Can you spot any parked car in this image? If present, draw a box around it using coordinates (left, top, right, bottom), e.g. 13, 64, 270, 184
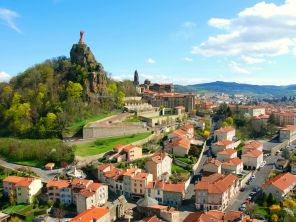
247, 196, 252, 201
252, 186, 261, 192
240, 187, 246, 192
251, 175, 255, 179
254, 214, 265, 220
239, 206, 246, 212
250, 192, 256, 196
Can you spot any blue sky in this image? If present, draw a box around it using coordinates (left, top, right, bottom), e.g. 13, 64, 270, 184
0, 0, 296, 85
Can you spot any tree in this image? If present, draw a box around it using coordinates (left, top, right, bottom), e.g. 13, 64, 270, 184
9, 216, 22, 222
271, 214, 278, 222
262, 192, 267, 207
283, 199, 296, 209
225, 117, 234, 125
8, 190, 17, 205
267, 193, 276, 206
270, 204, 281, 213
66, 81, 83, 99
203, 130, 210, 139
245, 202, 257, 218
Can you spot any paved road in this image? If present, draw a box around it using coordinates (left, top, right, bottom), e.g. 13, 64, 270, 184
226, 155, 278, 211
0, 158, 63, 182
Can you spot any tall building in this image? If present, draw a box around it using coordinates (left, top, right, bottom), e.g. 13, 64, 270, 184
134, 70, 139, 86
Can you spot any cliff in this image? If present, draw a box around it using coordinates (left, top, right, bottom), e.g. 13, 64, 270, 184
70, 36, 108, 96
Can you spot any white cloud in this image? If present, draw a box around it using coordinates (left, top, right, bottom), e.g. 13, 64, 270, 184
229, 61, 250, 75
241, 55, 266, 64
0, 71, 11, 82
147, 58, 156, 64
208, 18, 231, 29
184, 57, 193, 62
0, 8, 21, 33
192, 0, 296, 64
182, 21, 197, 28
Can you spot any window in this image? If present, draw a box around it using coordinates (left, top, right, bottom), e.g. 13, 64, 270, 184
140, 189, 142, 193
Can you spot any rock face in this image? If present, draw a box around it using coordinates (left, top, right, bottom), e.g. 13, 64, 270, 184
70, 40, 107, 96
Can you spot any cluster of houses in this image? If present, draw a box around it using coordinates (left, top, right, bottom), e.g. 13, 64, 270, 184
3, 176, 108, 214
97, 151, 186, 208
164, 124, 194, 157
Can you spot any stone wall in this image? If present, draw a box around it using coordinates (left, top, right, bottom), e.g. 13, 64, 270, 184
83, 126, 150, 139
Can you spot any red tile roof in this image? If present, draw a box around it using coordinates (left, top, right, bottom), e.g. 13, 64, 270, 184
243, 141, 262, 150
71, 178, 93, 187
15, 177, 36, 187
213, 140, 233, 146
47, 179, 70, 189
3, 176, 24, 184
195, 173, 238, 194
174, 138, 190, 150
215, 127, 235, 133
242, 150, 262, 158
206, 158, 222, 167
147, 180, 185, 193
149, 152, 170, 164
263, 172, 296, 191
222, 157, 243, 166
96, 164, 115, 171
69, 207, 109, 222
218, 149, 237, 155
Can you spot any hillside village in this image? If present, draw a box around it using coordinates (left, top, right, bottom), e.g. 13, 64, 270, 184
0, 33, 296, 222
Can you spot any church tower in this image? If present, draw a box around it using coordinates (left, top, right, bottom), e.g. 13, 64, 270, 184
133, 70, 139, 86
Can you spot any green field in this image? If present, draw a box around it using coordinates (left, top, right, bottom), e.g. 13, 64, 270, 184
75, 132, 151, 156
3, 204, 31, 214
254, 206, 269, 217
63, 112, 118, 137
123, 115, 142, 123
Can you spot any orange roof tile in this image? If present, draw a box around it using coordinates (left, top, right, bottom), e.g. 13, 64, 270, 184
215, 127, 235, 133
213, 140, 233, 146
222, 157, 243, 166
242, 150, 262, 158
174, 138, 190, 150
206, 158, 222, 167
45, 163, 55, 168
195, 173, 238, 194
183, 212, 203, 222
71, 178, 93, 187
15, 177, 36, 187
149, 152, 170, 164
132, 172, 151, 181
69, 207, 109, 222
3, 176, 24, 184
96, 164, 115, 171
218, 149, 237, 155
243, 141, 262, 150
47, 179, 70, 189
263, 172, 296, 191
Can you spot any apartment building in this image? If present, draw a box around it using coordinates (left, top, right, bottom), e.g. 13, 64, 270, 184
242, 140, 263, 153
262, 173, 296, 201
273, 112, 296, 126
47, 179, 72, 205
145, 152, 172, 180
131, 172, 153, 199
229, 105, 266, 117
3, 176, 42, 204
241, 150, 263, 170
203, 158, 222, 174
217, 149, 237, 162
221, 158, 243, 175
195, 173, 239, 211
146, 181, 185, 207
142, 91, 195, 112
279, 125, 296, 142
76, 183, 108, 213
213, 127, 236, 141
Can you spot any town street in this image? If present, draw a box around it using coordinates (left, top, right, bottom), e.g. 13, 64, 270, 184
226, 154, 278, 211
0, 158, 63, 182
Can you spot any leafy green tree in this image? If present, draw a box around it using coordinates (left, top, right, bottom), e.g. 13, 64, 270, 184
267, 193, 276, 206
225, 116, 234, 125
66, 81, 83, 99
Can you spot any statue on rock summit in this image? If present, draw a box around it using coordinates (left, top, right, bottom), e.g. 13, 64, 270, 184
70, 31, 108, 96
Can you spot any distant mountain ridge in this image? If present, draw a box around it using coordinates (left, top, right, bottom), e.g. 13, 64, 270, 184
174, 81, 296, 96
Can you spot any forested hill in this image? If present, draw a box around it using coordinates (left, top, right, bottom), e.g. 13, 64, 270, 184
175, 81, 296, 96
0, 40, 137, 138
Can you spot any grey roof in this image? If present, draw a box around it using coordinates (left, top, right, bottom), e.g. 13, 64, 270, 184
136, 195, 158, 207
